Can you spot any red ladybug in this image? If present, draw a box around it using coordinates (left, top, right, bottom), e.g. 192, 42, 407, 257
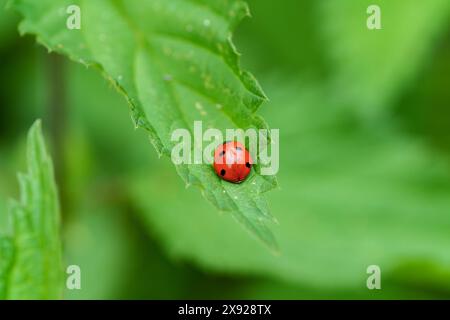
213, 141, 252, 183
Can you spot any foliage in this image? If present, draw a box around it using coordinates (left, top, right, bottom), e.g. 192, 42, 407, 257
0, 121, 62, 299
0, 0, 449, 299
12, 0, 278, 249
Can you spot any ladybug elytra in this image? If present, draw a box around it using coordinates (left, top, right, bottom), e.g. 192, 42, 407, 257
213, 141, 252, 183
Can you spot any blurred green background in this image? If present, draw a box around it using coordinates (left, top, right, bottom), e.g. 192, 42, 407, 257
1, 0, 450, 299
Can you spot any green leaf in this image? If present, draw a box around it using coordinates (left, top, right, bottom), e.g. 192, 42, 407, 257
12, 0, 278, 249
319, 0, 450, 117
0, 237, 14, 299
0, 120, 63, 300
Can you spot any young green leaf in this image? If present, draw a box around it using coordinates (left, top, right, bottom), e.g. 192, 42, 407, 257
0, 120, 63, 299
12, 0, 278, 249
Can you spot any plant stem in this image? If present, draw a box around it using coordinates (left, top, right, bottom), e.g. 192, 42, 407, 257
47, 53, 68, 218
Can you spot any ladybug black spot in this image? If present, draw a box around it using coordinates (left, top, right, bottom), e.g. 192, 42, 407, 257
219, 150, 225, 156
220, 169, 226, 176
245, 162, 251, 168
